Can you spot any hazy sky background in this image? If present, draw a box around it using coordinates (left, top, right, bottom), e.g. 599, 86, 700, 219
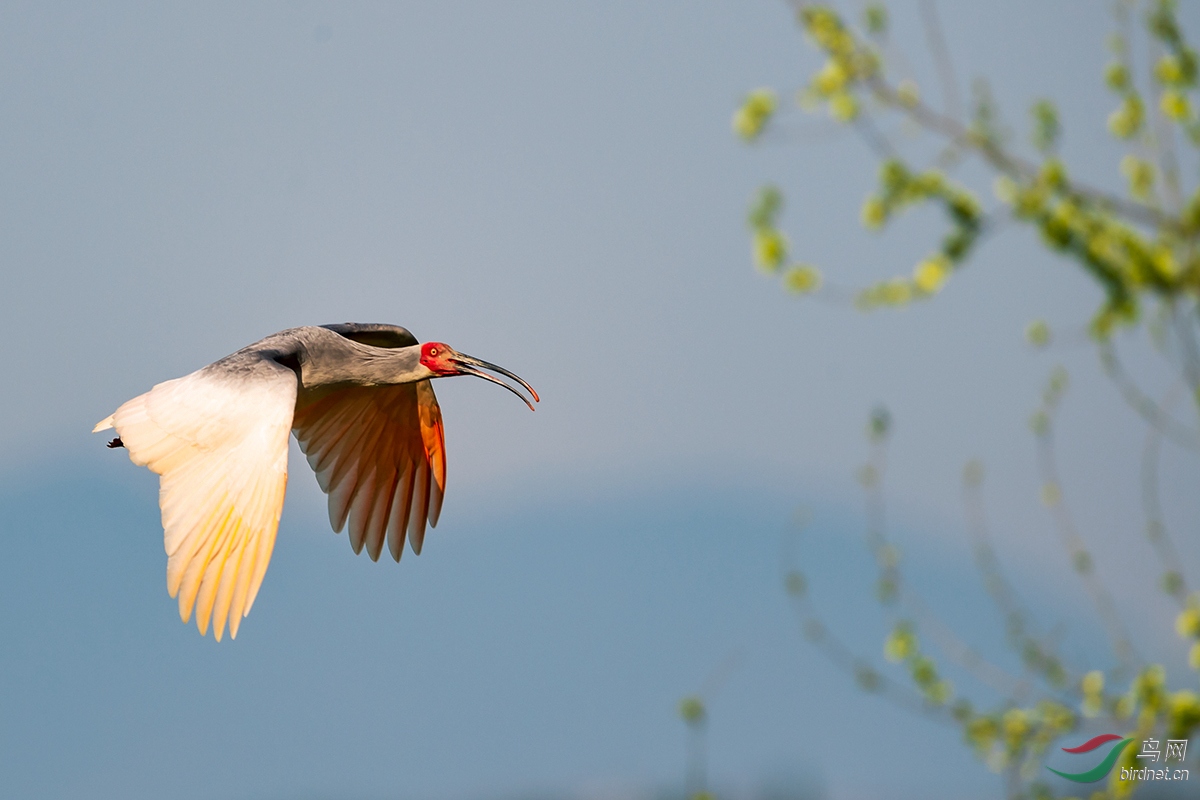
2, 2, 1199, 799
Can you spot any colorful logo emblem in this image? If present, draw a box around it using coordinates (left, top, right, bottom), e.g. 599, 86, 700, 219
1048, 734, 1134, 783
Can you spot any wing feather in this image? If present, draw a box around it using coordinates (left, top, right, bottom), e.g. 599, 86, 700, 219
362, 458, 397, 562
99, 359, 296, 640
416, 380, 446, 527
317, 395, 376, 488
293, 380, 446, 563
408, 459, 430, 555
387, 463, 416, 561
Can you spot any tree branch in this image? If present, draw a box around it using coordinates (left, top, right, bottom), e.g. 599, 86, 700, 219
864, 77, 1186, 234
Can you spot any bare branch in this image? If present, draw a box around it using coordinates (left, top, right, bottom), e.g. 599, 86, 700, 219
905, 594, 1041, 702
919, 0, 962, 122
1150, 76, 1185, 213
1035, 415, 1140, 674
1173, 301, 1200, 402
1141, 383, 1194, 604
860, 432, 1056, 703
853, 112, 901, 160
1098, 339, 1200, 451
962, 473, 1085, 694
864, 76, 1186, 234
780, 526, 960, 723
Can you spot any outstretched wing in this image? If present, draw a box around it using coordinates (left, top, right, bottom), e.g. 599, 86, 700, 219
93, 358, 297, 640
292, 380, 446, 563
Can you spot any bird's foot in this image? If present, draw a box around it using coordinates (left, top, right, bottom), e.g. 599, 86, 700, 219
106, 437, 124, 449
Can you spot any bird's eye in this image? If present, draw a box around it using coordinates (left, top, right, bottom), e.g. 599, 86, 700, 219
430, 348, 438, 356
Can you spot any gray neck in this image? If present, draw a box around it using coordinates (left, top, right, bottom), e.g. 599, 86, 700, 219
302, 341, 426, 388
253, 326, 430, 389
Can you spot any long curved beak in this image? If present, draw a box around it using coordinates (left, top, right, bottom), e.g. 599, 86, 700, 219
450, 352, 540, 411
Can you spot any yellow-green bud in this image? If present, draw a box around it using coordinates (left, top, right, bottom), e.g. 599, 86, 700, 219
1026, 320, 1051, 348
1156, 55, 1184, 84
1161, 89, 1190, 121
861, 195, 887, 229
913, 255, 950, 294
783, 264, 822, 294
1105, 62, 1129, 91
1002, 708, 1029, 740
1120, 155, 1155, 199
733, 88, 777, 141
1176, 606, 1200, 638
752, 228, 788, 272
925, 680, 952, 706
864, 5, 887, 35
1108, 94, 1144, 138
813, 60, 849, 95
1151, 246, 1178, 279
784, 571, 806, 596
829, 90, 859, 122
883, 278, 913, 305
1038, 159, 1066, 190
993, 176, 1018, 204
678, 695, 705, 724
884, 623, 917, 663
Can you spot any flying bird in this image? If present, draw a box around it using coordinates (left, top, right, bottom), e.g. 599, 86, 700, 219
94, 323, 538, 641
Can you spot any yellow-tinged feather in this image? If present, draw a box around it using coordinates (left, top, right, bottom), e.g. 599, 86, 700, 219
178, 502, 237, 625
97, 362, 296, 640
243, 478, 283, 616
223, 472, 277, 638
167, 492, 231, 599
211, 516, 252, 641
229, 524, 261, 639
196, 516, 241, 637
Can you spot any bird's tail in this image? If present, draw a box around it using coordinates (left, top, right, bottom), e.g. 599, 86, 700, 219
92, 415, 115, 433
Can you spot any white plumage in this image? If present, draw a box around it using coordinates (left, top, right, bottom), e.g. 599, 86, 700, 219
95, 323, 537, 641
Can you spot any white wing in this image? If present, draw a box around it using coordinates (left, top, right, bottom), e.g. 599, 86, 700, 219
94, 359, 297, 640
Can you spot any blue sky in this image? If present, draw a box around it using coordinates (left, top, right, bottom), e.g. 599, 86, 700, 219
2, 2, 1198, 798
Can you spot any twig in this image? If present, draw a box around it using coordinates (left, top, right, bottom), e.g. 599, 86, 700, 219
1098, 339, 1200, 451
780, 568, 960, 723
919, 0, 962, 123
1035, 414, 1141, 674
853, 111, 901, 160
1150, 54, 1185, 213
864, 76, 1185, 234
962, 474, 1084, 695
905, 594, 1040, 702
861, 432, 1052, 703
1173, 301, 1200, 402
1141, 382, 1193, 605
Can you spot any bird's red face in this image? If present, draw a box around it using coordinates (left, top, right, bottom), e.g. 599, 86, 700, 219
417, 341, 540, 410
420, 342, 458, 376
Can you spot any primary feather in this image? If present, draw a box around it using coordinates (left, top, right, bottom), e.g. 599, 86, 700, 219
95, 324, 462, 641
96, 359, 295, 640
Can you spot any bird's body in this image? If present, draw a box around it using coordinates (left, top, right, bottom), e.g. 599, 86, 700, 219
95, 323, 537, 641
